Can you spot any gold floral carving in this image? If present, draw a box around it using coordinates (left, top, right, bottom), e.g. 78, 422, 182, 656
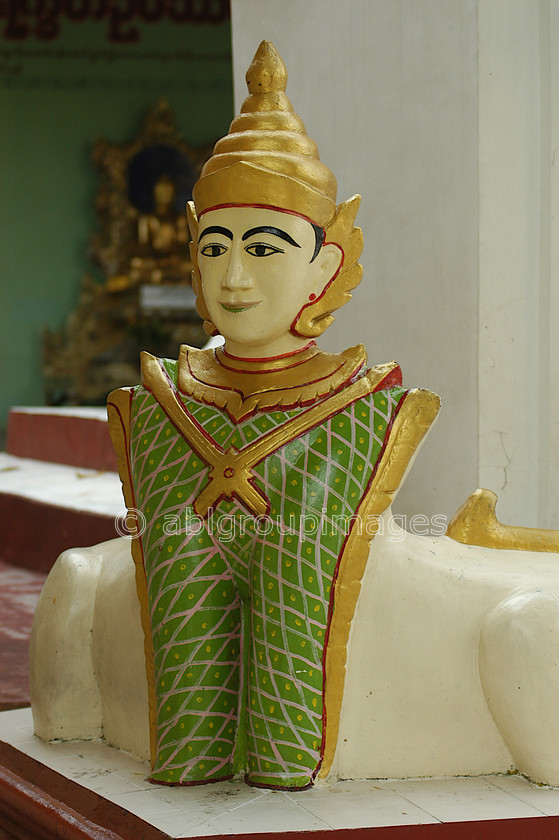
43, 100, 211, 406
447, 488, 559, 553
318, 387, 441, 779
91, 99, 211, 286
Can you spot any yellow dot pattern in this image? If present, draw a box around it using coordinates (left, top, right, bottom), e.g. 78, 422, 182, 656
127, 358, 405, 787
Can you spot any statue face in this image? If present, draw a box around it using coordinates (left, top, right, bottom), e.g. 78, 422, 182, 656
154, 177, 175, 208
197, 206, 341, 355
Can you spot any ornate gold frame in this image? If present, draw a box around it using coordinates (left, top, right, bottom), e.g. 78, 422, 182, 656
43, 100, 212, 406
90, 98, 212, 284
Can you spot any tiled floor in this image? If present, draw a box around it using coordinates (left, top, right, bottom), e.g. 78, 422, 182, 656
1, 707, 559, 837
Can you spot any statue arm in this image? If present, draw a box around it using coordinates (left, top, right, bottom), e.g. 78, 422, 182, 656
319, 386, 441, 779
369, 386, 441, 512
107, 385, 157, 765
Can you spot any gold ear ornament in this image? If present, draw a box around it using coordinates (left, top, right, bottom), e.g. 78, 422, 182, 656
292, 195, 363, 338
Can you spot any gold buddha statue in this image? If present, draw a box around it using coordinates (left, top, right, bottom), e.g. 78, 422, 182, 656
107, 173, 191, 292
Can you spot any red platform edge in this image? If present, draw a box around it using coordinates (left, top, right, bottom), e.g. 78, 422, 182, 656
0, 740, 166, 840
0, 494, 118, 574
6, 410, 117, 472
0, 741, 558, 840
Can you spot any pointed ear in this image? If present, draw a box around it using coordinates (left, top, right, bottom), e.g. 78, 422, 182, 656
185, 201, 217, 336
186, 201, 198, 240
313, 242, 343, 291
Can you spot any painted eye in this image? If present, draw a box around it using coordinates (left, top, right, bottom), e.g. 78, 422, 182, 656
200, 243, 227, 257
245, 242, 284, 257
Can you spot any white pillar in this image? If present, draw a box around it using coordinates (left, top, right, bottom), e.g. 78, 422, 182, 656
547, 2, 559, 530
230, 0, 557, 528
477, 0, 559, 529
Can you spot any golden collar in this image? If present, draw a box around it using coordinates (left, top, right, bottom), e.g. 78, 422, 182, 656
176, 342, 368, 422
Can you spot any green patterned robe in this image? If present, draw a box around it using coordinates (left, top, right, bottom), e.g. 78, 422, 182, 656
125, 355, 407, 789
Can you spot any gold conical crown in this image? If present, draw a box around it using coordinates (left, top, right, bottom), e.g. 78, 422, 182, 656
192, 41, 337, 225
188, 42, 363, 339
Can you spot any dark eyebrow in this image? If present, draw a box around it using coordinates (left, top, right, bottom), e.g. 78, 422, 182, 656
241, 226, 301, 248
198, 225, 233, 242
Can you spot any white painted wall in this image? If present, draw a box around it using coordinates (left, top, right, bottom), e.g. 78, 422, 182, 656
547, 3, 559, 530
230, 0, 558, 529
478, 0, 558, 529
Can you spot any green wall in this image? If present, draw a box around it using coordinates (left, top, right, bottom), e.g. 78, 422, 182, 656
0, 15, 233, 435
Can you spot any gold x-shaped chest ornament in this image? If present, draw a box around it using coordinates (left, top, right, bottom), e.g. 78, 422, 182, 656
142, 353, 380, 519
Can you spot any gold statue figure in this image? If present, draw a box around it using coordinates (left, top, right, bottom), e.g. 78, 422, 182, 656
30, 42, 559, 794
108, 174, 191, 292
